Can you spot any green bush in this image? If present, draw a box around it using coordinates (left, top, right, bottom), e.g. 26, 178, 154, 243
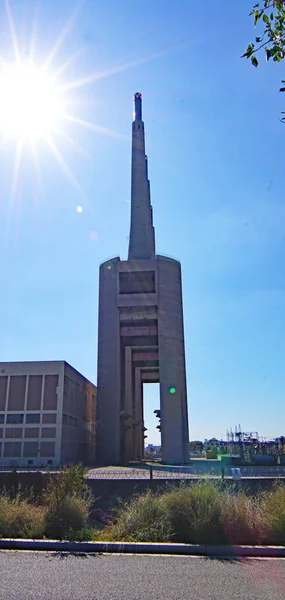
102, 482, 274, 545
43, 463, 92, 539
44, 494, 91, 539
161, 482, 225, 544
260, 483, 285, 545
101, 490, 172, 542
0, 494, 45, 539
220, 491, 268, 545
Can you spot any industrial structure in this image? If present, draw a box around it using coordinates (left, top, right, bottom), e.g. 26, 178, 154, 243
0, 361, 96, 467
96, 93, 189, 465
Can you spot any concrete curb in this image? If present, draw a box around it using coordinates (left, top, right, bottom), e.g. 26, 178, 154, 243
1, 539, 285, 557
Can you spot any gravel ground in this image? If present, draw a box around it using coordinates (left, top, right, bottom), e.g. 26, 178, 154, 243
86, 464, 285, 479
1, 551, 285, 600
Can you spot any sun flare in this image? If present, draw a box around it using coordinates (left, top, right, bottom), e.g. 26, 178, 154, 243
0, 62, 65, 143
1, 1, 166, 198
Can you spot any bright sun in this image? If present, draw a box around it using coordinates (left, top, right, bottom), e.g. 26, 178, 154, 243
1, 1, 150, 197
0, 62, 65, 142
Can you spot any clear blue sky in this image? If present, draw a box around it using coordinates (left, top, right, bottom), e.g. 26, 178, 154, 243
0, 0, 284, 445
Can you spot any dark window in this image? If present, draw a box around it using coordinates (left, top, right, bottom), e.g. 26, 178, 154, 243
43, 375, 58, 410
0, 376, 8, 411
119, 271, 155, 294
24, 428, 40, 438
28, 460, 34, 465
26, 413, 40, 424
40, 442, 55, 457
8, 376, 26, 410
0, 415, 4, 424
23, 442, 38, 458
41, 427, 56, 439
62, 413, 68, 425
7, 414, 24, 424
5, 428, 22, 438
4, 442, 21, 457
27, 375, 42, 410
42, 413, 57, 424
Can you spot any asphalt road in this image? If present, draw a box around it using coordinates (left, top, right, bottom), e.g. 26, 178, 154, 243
1, 551, 285, 600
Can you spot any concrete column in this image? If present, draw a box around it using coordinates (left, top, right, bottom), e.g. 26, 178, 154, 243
123, 346, 134, 462
96, 258, 121, 465
134, 367, 143, 460
157, 256, 189, 464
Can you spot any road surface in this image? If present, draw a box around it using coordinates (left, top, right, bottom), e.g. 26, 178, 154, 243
1, 551, 285, 599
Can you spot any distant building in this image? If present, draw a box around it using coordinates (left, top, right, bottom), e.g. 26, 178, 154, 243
0, 361, 96, 467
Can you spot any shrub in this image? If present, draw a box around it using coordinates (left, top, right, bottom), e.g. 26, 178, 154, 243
260, 483, 285, 545
44, 494, 91, 539
101, 490, 172, 542
161, 481, 225, 544
43, 464, 92, 539
220, 491, 268, 545
0, 494, 45, 539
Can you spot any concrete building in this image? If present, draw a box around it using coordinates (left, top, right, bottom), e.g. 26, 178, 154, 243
0, 361, 96, 467
97, 93, 189, 465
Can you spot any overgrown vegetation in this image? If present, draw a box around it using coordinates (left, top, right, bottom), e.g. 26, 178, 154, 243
98, 481, 285, 546
2, 470, 285, 545
0, 463, 94, 540
43, 463, 92, 539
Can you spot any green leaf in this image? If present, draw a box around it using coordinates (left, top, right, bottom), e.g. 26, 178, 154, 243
263, 13, 270, 24
241, 43, 255, 58
251, 55, 259, 66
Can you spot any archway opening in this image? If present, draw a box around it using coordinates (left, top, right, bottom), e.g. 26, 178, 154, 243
143, 382, 161, 460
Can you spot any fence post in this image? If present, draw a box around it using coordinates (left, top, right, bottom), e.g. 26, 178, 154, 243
150, 466, 153, 480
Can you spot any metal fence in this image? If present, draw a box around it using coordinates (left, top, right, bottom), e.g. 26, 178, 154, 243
86, 465, 285, 480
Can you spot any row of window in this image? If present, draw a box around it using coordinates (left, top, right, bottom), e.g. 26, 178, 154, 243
0, 441, 55, 458
0, 427, 56, 439
62, 414, 79, 427
0, 413, 57, 425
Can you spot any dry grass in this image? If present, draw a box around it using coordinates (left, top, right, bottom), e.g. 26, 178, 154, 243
0, 494, 46, 539
220, 491, 268, 545
102, 482, 285, 545
259, 483, 285, 545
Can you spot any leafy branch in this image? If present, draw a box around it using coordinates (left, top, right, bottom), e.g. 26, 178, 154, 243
242, 1, 285, 121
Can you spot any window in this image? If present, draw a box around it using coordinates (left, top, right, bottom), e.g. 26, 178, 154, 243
42, 413, 57, 424
8, 376, 26, 410
0, 415, 4, 424
24, 428, 39, 438
119, 271, 156, 294
41, 427, 56, 438
7, 413, 24, 424
4, 442, 21, 457
5, 428, 23, 438
43, 375, 58, 410
26, 413, 40, 424
40, 442, 55, 457
0, 376, 8, 411
23, 442, 38, 457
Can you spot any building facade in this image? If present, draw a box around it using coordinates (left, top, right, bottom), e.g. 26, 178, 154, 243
96, 93, 189, 465
0, 361, 96, 467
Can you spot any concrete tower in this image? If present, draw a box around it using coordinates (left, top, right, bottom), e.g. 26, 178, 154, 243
97, 93, 189, 464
